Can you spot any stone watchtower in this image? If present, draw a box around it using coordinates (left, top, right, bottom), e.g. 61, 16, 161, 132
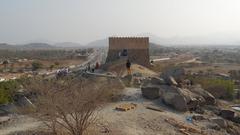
106, 37, 150, 67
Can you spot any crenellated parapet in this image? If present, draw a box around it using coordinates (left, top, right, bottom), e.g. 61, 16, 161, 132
109, 37, 149, 50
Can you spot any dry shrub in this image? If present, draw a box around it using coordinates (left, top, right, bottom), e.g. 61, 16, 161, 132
22, 76, 123, 135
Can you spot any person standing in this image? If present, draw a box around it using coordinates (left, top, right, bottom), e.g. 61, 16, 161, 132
126, 59, 132, 75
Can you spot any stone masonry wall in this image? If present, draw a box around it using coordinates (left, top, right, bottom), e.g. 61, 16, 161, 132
106, 37, 150, 67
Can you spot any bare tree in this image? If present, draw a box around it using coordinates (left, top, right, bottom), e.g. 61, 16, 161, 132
22, 76, 122, 135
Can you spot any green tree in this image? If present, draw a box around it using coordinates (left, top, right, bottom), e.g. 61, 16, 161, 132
0, 80, 19, 104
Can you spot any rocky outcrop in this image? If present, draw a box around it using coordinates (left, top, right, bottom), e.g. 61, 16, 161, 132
164, 76, 178, 86
210, 117, 227, 128
140, 77, 166, 99
159, 85, 212, 112
161, 86, 188, 111
161, 67, 185, 82
142, 76, 166, 86
232, 116, 240, 124
141, 81, 217, 112
188, 85, 216, 105
141, 84, 160, 99
220, 109, 235, 120
141, 77, 217, 112
159, 86, 206, 112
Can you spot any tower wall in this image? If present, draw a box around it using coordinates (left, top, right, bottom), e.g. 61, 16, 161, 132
106, 37, 150, 67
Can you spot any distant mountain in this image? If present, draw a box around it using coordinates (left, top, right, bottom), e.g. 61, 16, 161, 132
0, 43, 58, 50
54, 42, 83, 48
21, 43, 57, 49
139, 33, 240, 46
0, 43, 16, 49
85, 38, 108, 48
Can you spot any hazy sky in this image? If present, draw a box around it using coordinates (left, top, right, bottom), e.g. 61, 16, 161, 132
0, 0, 240, 44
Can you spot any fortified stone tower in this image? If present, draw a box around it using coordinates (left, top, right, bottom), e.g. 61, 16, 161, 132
106, 37, 150, 67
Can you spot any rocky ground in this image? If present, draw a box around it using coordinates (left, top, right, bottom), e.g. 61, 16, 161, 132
96, 87, 238, 135
0, 87, 240, 135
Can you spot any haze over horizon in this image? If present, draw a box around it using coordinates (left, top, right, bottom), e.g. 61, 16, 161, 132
1, 0, 240, 45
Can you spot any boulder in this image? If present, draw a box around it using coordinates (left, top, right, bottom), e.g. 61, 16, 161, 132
140, 81, 215, 112
210, 117, 227, 128
179, 88, 206, 111
162, 86, 188, 111
189, 85, 216, 105
194, 107, 205, 114
160, 85, 207, 112
180, 88, 205, 105
141, 76, 166, 86
220, 109, 235, 120
182, 79, 192, 86
150, 77, 166, 85
168, 76, 178, 86
232, 116, 240, 124
187, 99, 201, 112
158, 85, 172, 97
141, 84, 160, 99
161, 67, 185, 82
207, 123, 221, 131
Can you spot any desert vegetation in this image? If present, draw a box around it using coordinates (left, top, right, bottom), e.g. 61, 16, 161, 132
0, 50, 72, 60
187, 76, 235, 100
0, 80, 20, 104
19, 76, 124, 135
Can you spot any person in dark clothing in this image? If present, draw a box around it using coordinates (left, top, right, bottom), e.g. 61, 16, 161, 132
126, 59, 132, 75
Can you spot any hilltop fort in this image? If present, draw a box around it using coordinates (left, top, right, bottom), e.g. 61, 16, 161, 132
106, 37, 150, 67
